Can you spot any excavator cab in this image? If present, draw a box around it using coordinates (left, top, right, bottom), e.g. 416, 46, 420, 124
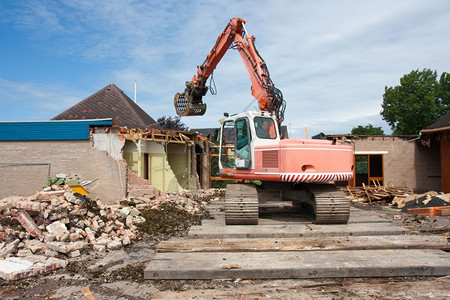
219, 111, 279, 172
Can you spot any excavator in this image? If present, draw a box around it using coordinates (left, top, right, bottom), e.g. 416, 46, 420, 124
174, 18, 354, 225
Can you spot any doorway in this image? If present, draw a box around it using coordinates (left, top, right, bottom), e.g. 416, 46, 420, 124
354, 154, 384, 186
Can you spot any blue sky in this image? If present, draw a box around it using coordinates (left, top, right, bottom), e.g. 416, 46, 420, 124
1, 0, 450, 137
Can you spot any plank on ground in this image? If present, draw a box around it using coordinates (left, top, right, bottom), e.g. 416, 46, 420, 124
187, 222, 409, 239
144, 249, 450, 280
156, 235, 450, 253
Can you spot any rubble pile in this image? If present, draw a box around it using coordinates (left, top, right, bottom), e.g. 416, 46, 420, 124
0, 185, 223, 261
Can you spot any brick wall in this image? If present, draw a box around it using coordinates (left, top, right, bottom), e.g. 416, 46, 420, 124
353, 137, 441, 192
0, 141, 127, 204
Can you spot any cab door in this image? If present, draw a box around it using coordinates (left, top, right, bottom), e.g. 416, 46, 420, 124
219, 117, 252, 170
234, 118, 252, 169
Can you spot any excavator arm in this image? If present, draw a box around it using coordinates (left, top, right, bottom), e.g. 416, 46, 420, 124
174, 18, 286, 125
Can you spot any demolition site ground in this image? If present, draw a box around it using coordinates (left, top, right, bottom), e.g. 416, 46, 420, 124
1, 189, 450, 299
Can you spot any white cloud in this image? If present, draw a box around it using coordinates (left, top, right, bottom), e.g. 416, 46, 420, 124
0, 78, 84, 120
1, 0, 449, 136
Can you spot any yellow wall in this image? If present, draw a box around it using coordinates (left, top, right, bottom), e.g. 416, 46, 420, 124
122, 140, 193, 192
167, 143, 196, 191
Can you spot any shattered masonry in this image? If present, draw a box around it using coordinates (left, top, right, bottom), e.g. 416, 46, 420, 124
0, 183, 222, 280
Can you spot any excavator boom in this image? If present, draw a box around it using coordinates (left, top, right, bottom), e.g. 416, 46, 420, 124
174, 18, 286, 125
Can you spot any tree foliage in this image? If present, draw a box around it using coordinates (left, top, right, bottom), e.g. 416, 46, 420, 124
351, 124, 384, 135
157, 116, 189, 131
381, 68, 449, 135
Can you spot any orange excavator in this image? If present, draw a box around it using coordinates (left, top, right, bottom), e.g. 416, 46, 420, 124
174, 17, 285, 127
175, 18, 354, 225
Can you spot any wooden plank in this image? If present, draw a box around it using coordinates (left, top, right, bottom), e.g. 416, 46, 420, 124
156, 235, 450, 253
144, 249, 450, 280
187, 222, 409, 239
436, 207, 450, 216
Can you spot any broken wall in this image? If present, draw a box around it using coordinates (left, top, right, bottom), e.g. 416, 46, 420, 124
0, 141, 127, 204
122, 140, 190, 193
167, 143, 197, 191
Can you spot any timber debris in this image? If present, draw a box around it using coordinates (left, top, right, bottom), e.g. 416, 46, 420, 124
345, 185, 450, 216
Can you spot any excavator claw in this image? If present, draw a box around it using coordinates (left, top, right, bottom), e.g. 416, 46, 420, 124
174, 91, 206, 116
174, 81, 208, 116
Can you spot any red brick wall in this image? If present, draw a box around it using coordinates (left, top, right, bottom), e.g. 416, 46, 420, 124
0, 141, 127, 204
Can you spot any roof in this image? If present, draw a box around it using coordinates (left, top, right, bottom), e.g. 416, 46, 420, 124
52, 83, 160, 129
421, 111, 450, 133
0, 119, 112, 141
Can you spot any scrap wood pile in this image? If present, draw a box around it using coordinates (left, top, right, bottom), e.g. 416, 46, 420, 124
345, 184, 450, 217
0, 179, 223, 280
345, 183, 413, 204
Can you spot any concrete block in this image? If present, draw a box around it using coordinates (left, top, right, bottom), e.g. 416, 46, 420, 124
46, 241, 85, 254
24, 240, 45, 254
17, 249, 32, 257
69, 250, 81, 258
93, 237, 111, 246
129, 188, 156, 199
45, 249, 58, 257
130, 208, 141, 216
107, 239, 122, 250
122, 235, 131, 246
46, 221, 69, 241
44, 234, 56, 243
0, 255, 67, 281
121, 207, 131, 216
93, 244, 106, 251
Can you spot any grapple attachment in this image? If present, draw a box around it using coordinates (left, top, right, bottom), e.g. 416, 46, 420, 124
174, 81, 208, 116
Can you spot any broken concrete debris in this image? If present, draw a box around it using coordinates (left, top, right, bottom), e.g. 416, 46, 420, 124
0, 183, 222, 280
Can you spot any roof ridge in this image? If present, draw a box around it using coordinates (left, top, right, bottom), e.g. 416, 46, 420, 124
108, 83, 158, 127
52, 83, 160, 129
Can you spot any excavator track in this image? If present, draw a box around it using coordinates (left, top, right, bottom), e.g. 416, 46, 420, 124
224, 184, 259, 225
307, 184, 350, 224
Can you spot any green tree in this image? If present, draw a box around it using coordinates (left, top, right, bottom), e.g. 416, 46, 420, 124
351, 124, 384, 135
381, 68, 449, 135
157, 116, 189, 131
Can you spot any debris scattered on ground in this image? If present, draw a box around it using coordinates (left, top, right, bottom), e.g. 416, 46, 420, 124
345, 185, 450, 216
345, 184, 414, 204
0, 182, 224, 280
396, 192, 449, 209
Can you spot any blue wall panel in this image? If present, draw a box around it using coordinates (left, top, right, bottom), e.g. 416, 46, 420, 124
0, 119, 112, 141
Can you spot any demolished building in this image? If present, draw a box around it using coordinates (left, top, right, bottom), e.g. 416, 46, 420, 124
0, 83, 211, 204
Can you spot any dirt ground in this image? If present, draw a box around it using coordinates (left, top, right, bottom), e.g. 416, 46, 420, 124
1, 202, 450, 300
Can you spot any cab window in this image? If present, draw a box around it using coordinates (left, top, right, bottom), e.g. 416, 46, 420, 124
255, 117, 276, 139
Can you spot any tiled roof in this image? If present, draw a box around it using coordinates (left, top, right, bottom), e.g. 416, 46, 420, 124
52, 83, 160, 129
422, 111, 450, 132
